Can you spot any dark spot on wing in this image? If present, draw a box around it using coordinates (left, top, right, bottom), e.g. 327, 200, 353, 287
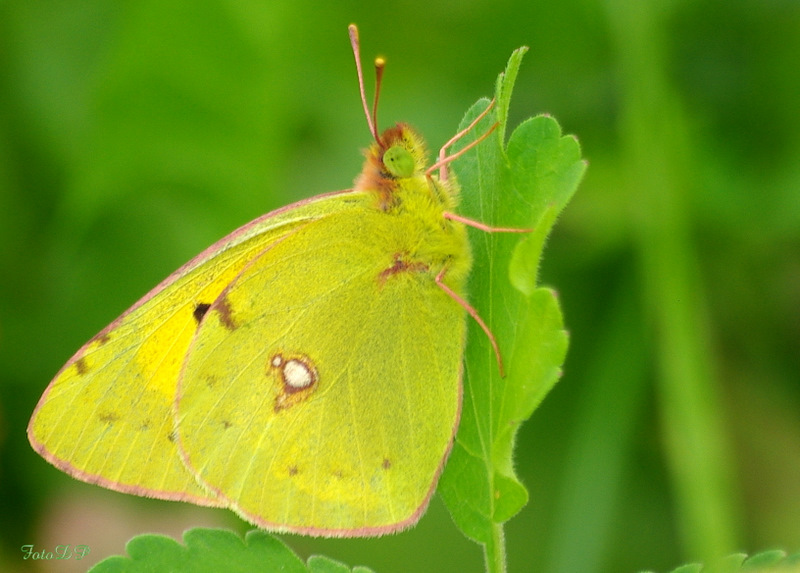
193, 302, 211, 323
215, 297, 237, 330
382, 458, 392, 470
98, 412, 119, 424
378, 253, 428, 285
74, 357, 89, 376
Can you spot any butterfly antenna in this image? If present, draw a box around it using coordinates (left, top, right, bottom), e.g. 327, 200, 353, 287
348, 24, 381, 145
372, 57, 386, 144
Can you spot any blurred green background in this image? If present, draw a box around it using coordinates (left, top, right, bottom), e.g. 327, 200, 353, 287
1, 1, 798, 572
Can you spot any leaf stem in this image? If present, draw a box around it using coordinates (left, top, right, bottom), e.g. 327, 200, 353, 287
484, 522, 507, 573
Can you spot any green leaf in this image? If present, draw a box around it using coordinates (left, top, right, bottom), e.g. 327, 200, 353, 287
88, 528, 373, 573
743, 550, 789, 569
307, 554, 375, 573
438, 44, 586, 555
659, 550, 800, 573
669, 565, 705, 573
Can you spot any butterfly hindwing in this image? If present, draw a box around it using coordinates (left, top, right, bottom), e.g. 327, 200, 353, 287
176, 205, 465, 535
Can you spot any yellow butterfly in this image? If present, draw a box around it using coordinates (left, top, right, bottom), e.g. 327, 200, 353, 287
28, 25, 526, 537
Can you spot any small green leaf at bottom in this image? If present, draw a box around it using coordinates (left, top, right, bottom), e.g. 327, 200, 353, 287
88, 528, 374, 573
650, 550, 800, 573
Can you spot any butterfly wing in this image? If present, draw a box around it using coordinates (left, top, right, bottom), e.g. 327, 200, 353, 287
27, 190, 362, 503
176, 206, 465, 535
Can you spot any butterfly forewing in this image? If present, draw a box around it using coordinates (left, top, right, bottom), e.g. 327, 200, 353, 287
27, 191, 359, 503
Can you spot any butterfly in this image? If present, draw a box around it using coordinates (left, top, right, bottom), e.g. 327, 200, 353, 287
28, 24, 527, 537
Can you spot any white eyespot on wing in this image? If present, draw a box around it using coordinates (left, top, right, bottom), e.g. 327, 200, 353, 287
283, 358, 315, 390
268, 353, 319, 412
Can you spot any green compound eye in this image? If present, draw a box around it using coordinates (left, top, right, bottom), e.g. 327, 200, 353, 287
382, 145, 415, 178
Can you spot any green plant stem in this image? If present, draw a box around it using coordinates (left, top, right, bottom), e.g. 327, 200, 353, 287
484, 521, 507, 573
605, 0, 741, 561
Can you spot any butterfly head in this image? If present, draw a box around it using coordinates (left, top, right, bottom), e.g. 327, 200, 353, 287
348, 26, 451, 210
378, 124, 428, 179
354, 123, 432, 209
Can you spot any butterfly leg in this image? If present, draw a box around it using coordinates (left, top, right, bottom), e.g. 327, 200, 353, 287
427, 100, 497, 183
437, 211, 531, 377
435, 266, 506, 377
443, 211, 531, 234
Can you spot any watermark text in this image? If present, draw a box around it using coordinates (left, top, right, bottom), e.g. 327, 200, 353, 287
21, 544, 90, 561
